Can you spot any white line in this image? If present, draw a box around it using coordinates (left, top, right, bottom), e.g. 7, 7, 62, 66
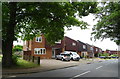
9, 76, 16, 78
70, 71, 91, 79
96, 66, 103, 69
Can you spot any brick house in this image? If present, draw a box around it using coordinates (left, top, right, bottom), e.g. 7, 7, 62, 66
23, 35, 79, 59
63, 36, 78, 52
93, 46, 102, 57
23, 34, 53, 59
105, 50, 119, 55
23, 34, 103, 59
86, 43, 94, 58
77, 40, 88, 57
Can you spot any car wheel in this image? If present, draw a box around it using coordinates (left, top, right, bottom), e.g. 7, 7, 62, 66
71, 58, 73, 60
62, 58, 64, 61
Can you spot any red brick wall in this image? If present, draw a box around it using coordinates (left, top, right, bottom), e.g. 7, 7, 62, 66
31, 35, 52, 59
64, 36, 78, 52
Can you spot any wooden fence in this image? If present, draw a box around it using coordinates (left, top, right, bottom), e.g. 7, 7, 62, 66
23, 51, 40, 65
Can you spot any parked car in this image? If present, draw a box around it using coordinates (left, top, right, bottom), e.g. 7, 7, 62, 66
111, 56, 119, 59
116, 56, 119, 59
64, 51, 80, 61
56, 53, 71, 61
106, 56, 111, 59
99, 56, 106, 59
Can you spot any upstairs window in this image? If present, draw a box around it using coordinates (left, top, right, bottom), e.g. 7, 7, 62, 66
36, 36, 42, 42
72, 42, 76, 46
90, 47, 93, 50
83, 45, 86, 49
96, 48, 98, 51
55, 40, 61, 44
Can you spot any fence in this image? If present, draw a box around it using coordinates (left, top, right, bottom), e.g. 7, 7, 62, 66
23, 51, 40, 65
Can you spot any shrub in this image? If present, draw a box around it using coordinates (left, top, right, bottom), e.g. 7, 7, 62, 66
12, 54, 21, 65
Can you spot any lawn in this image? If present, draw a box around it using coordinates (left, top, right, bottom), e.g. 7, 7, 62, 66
0, 55, 39, 69
16, 59, 39, 69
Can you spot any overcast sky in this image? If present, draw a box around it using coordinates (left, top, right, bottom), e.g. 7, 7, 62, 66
64, 14, 118, 51
13, 14, 119, 51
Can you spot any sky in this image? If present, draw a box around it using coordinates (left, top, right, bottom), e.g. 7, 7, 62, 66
13, 14, 119, 51
64, 14, 119, 51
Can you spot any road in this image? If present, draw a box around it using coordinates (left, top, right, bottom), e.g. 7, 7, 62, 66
8, 59, 119, 79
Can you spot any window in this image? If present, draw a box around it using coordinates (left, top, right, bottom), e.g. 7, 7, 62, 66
34, 48, 46, 55
36, 36, 42, 42
96, 48, 98, 51
72, 42, 76, 46
90, 47, 93, 50
83, 45, 86, 49
55, 40, 61, 44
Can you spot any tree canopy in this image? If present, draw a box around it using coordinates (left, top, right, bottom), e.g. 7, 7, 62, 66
2, 2, 98, 67
92, 2, 120, 45
3, 2, 98, 44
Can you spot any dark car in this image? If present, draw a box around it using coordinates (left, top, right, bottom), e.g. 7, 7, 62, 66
99, 56, 106, 59
106, 56, 111, 59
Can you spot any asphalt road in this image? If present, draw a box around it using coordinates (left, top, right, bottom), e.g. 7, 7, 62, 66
14, 59, 118, 78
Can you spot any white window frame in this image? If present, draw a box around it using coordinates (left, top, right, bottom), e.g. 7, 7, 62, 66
83, 45, 86, 49
90, 47, 93, 50
96, 48, 98, 51
34, 48, 46, 55
72, 42, 76, 46
55, 40, 61, 44
35, 36, 42, 42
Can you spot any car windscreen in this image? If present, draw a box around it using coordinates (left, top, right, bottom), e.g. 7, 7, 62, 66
61, 54, 70, 56
72, 52, 78, 55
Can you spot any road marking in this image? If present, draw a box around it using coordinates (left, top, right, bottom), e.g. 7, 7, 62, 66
70, 71, 91, 79
9, 75, 16, 78
96, 66, 103, 69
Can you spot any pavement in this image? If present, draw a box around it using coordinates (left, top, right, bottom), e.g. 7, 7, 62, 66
2, 58, 103, 77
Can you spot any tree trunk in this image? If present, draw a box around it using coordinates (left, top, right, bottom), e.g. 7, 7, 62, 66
2, 2, 17, 67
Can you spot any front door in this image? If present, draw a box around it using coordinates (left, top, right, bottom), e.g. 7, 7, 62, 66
52, 49, 55, 58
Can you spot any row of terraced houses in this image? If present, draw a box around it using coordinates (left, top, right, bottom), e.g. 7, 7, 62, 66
23, 34, 104, 59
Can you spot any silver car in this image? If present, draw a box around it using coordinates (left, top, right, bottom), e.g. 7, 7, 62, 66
56, 53, 71, 61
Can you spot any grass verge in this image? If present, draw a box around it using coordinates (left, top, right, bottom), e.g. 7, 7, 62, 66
2, 57, 39, 69
16, 59, 39, 69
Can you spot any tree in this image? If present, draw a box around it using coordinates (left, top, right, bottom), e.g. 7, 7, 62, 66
2, 2, 98, 67
92, 2, 120, 45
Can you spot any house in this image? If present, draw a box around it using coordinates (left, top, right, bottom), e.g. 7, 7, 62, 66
86, 43, 94, 58
23, 34, 54, 59
23, 34, 104, 59
93, 46, 99, 57
77, 40, 88, 57
105, 50, 119, 55
51, 36, 79, 58
23, 35, 79, 59
63, 36, 78, 52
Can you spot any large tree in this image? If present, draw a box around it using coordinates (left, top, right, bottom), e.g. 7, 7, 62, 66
2, 2, 97, 67
92, 2, 120, 45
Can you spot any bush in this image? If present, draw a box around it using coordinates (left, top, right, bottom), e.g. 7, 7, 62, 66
13, 45, 23, 53
12, 54, 21, 65
111, 54, 118, 57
